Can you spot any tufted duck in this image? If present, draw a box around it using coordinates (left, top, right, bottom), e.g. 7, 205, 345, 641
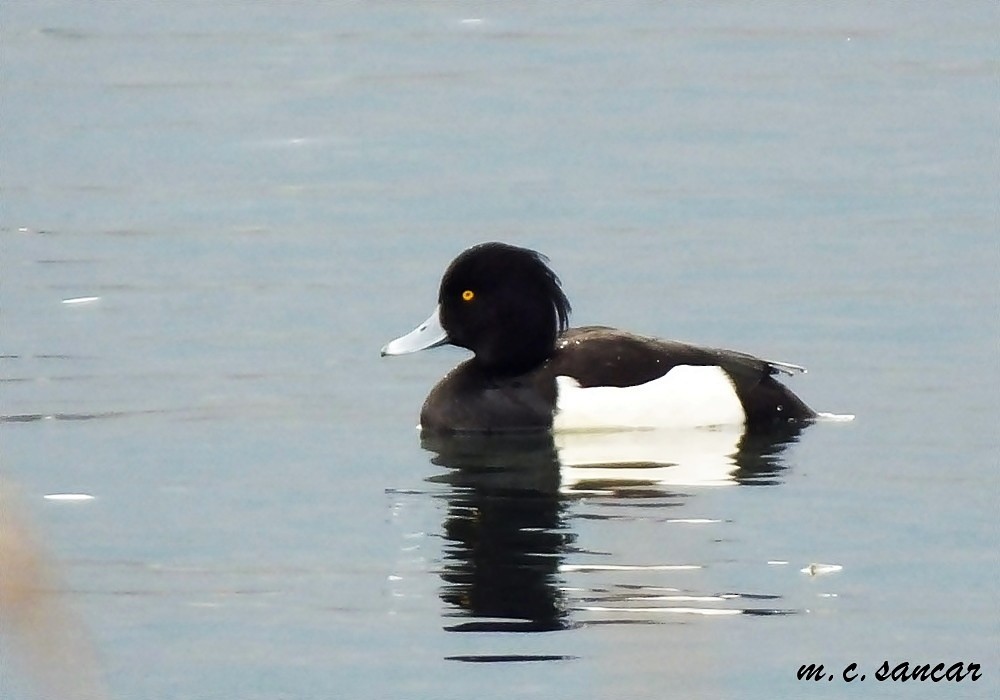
382, 242, 817, 434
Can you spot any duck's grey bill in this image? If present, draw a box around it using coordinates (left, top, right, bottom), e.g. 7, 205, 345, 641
380, 305, 448, 356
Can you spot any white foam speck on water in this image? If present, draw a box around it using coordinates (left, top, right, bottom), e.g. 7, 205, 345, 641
43, 493, 95, 502
61, 296, 101, 305
801, 563, 843, 576
666, 518, 722, 524
816, 412, 855, 422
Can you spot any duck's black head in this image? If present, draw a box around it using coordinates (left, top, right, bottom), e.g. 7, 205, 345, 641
381, 242, 571, 374
439, 242, 571, 372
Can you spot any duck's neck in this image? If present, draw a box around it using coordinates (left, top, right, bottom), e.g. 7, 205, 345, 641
473, 333, 556, 377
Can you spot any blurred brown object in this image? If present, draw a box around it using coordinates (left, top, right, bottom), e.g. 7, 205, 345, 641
0, 484, 108, 700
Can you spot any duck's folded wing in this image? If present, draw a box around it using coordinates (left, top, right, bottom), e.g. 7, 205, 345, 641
764, 359, 807, 376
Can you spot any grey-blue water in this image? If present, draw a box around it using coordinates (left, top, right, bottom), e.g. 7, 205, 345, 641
2, 3, 997, 699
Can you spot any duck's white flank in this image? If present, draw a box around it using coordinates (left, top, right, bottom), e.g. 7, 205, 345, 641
553, 365, 745, 431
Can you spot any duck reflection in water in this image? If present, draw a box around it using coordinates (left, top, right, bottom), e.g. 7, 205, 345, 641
423, 423, 804, 633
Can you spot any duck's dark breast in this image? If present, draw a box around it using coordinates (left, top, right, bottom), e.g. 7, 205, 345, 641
420, 360, 557, 434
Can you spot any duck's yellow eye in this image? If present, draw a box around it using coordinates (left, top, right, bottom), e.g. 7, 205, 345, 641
461, 290, 475, 302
